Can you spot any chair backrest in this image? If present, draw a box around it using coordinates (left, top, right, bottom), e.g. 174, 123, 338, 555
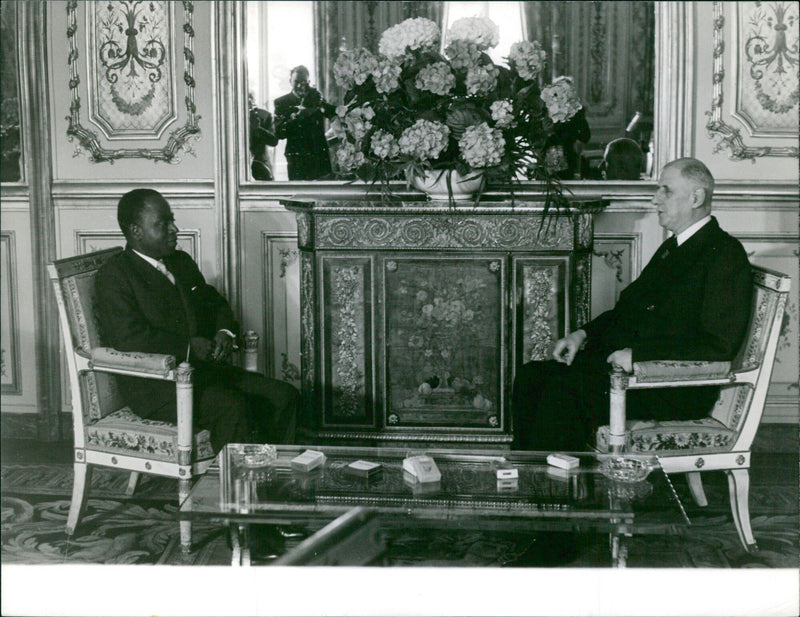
49, 248, 126, 431
710, 265, 791, 449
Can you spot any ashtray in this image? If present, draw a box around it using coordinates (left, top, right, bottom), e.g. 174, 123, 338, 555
229, 444, 277, 468
599, 456, 652, 483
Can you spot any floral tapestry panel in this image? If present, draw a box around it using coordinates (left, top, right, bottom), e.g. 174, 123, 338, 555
736, 1, 799, 133
88, 1, 176, 137
385, 258, 502, 429
322, 259, 372, 423
518, 259, 566, 363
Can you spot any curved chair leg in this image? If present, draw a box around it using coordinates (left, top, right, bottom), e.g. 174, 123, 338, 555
686, 472, 708, 507
125, 472, 140, 497
66, 461, 93, 536
726, 468, 757, 552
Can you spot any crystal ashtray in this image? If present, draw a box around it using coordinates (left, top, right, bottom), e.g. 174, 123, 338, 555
230, 444, 277, 468
599, 456, 652, 483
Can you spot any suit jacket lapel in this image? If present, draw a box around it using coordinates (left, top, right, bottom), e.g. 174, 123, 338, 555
124, 248, 197, 336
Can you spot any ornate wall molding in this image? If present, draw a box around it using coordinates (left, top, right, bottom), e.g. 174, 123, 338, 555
1, 232, 22, 394
65, 0, 200, 162
74, 229, 199, 261
706, 1, 799, 160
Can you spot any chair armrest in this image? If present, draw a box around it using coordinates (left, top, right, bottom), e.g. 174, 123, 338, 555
89, 347, 176, 378
632, 360, 732, 383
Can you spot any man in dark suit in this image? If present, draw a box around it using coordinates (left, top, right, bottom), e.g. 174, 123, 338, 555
95, 189, 299, 451
274, 65, 336, 180
512, 157, 753, 451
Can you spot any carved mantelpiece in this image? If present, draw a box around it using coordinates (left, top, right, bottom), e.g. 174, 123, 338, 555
283, 197, 600, 446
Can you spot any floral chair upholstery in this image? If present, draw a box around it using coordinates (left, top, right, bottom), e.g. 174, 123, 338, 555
597, 265, 791, 552
50, 247, 244, 553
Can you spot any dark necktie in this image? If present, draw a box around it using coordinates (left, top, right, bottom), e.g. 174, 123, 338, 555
660, 235, 678, 260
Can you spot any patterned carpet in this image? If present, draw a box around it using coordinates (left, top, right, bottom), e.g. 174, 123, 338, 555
2, 462, 797, 568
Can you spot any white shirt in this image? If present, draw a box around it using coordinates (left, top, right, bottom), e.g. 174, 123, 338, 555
674, 215, 712, 246
132, 249, 175, 284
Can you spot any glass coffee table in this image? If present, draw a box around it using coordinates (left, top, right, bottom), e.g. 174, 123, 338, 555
179, 444, 688, 567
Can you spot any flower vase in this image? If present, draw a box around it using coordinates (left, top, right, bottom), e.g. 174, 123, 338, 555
410, 169, 484, 201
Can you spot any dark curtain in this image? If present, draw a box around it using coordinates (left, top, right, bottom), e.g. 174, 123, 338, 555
314, 1, 444, 105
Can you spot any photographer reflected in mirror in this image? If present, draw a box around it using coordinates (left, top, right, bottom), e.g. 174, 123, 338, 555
274, 65, 337, 180
248, 92, 278, 181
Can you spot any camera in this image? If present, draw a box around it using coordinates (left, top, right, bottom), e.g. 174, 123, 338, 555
302, 87, 322, 109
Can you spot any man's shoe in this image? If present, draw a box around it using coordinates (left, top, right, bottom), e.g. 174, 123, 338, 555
504, 532, 579, 567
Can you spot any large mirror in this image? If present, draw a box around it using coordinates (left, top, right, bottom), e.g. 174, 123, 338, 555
245, 1, 655, 183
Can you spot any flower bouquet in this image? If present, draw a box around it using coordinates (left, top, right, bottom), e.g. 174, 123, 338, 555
332, 16, 588, 207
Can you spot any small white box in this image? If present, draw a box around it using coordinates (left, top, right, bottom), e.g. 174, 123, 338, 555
290, 449, 326, 473
496, 468, 518, 480
547, 453, 580, 470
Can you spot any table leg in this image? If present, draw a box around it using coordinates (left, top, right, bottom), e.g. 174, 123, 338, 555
229, 522, 251, 566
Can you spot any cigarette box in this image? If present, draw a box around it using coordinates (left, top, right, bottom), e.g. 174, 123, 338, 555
344, 460, 383, 479
496, 468, 519, 480
290, 449, 326, 473
547, 453, 580, 470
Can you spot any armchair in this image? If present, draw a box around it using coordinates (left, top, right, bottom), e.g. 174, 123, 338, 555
49, 247, 258, 553
597, 265, 791, 552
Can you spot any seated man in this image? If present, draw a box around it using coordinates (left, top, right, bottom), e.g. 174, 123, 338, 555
601, 137, 644, 180
512, 158, 753, 451
95, 188, 299, 451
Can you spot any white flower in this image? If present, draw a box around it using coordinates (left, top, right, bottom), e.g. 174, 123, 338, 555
447, 16, 499, 51
465, 64, 499, 96
508, 40, 547, 81
398, 119, 450, 161
370, 130, 399, 160
541, 76, 582, 123
490, 99, 514, 128
336, 142, 365, 172
378, 17, 440, 59
371, 59, 402, 94
333, 48, 378, 91
444, 40, 481, 71
458, 122, 505, 168
415, 61, 456, 96
344, 104, 375, 142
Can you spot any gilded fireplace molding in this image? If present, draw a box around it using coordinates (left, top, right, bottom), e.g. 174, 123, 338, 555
706, 1, 799, 160
65, 0, 200, 163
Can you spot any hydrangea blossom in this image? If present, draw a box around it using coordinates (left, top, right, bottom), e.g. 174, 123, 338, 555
508, 40, 547, 81
336, 142, 366, 173
458, 122, 505, 168
378, 17, 440, 59
371, 59, 402, 94
465, 64, 499, 96
398, 119, 450, 161
490, 99, 515, 128
370, 130, 400, 159
343, 104, 375, 142
444, 40, 481, 71
333, 48, 378, 91
447, 16, 499, 51
415, 62, 456, 96
541, 76, 583, 123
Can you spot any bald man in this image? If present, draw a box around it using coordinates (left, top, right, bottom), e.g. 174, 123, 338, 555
512, 158, 753, 451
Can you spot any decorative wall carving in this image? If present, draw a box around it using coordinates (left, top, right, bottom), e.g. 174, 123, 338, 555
66, 0, 200, 162
1, 232, 21, 393
706, 2, 799, 159
262, 233, 301, 384
313, 215, 574, 250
